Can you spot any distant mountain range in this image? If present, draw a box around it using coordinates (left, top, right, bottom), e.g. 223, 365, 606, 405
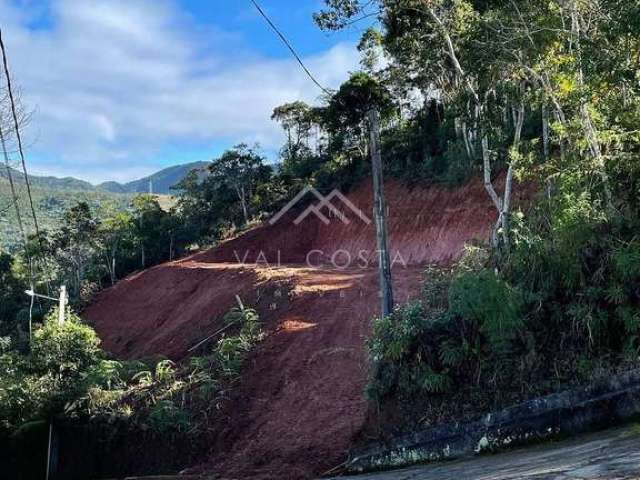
0, 161, 210, 195
97, 161, 210, 194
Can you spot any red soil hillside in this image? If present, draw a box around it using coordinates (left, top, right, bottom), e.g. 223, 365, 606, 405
205, 176, 507, 266
84, 175, 517, 479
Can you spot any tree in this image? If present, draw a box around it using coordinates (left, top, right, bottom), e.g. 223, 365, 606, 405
0, 251, 26, 331
208, 144, 271, 226
0, 308, 102, 430
323, 72, 395, 157
132, 195, 168, 269
52, 202, 99, 297
314, 0, 640, 247
97, 210, 134, 285
271, 101, 314, 158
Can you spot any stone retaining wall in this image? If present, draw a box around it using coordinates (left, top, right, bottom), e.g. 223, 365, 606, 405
346, 370, 640, 473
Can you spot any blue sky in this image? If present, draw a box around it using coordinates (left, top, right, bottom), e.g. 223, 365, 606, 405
0, 0, 368, 183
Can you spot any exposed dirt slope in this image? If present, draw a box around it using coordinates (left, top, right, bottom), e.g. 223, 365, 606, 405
84, 176, 510, 479
205, 176, 504, 266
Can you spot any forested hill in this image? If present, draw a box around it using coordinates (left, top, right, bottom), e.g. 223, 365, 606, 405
97, 161, 210, 194
1, 160, 209, 195
0, 160, 209, 250
0, 166, 95, 191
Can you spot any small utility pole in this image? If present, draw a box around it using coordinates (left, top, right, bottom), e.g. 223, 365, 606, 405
367, 109, 394, 316
24, 286, 66, 324
24, 285, 66, 480
58, 285, 67, 325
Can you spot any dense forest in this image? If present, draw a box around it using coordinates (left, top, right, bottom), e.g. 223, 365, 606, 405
1, 0, 640, 476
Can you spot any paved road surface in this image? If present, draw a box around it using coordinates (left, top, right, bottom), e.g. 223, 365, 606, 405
328, 425, 640, 480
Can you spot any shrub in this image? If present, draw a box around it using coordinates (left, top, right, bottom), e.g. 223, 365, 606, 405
367, 172, 640, 429
367, 252, 525, 406
448, 270, 524, 352
0, 308, 103, 430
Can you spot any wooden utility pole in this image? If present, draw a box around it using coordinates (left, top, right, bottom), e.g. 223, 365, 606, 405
48, 285, 66, 480
22, 285, 66, 480
367, 109, 394, 316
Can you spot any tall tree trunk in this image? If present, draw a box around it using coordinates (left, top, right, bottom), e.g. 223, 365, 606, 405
541, 102, 550, 159
570, 2, 614, 212
461, 119, 474, 161
482, 133, 503, 248
482, 99, 524, 249
239, 185, 249, 225
427, 4, 523, 248
110, 241, 118, 285
500, 100, 524, 246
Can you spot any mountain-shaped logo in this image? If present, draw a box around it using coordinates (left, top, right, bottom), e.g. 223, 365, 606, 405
269, 186, 371, 226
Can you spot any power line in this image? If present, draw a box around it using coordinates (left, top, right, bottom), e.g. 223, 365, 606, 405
249, 0, 332, 95
0, 124, 26, 241
0, 26, 40, 236
1, 106, 38, 335
0, 26, 47, 310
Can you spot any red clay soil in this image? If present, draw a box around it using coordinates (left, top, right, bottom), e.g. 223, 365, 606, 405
84, 175, 514, 479
204, 175, 518, 266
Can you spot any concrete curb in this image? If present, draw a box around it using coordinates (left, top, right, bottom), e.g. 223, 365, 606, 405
346, 369, 640, 473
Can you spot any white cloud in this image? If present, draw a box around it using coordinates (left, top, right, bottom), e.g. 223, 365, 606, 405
0, 0, 359, 183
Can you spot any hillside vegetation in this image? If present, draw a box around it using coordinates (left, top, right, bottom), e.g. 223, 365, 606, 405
0, 166, 94, 191
0, 161, 206, 250
97, 161, 209, 194
0, 175, 132, 251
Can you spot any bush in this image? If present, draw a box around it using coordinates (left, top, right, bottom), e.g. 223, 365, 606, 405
438, 139, 476, 186
448, 270, 524, 352
367, 250, 525, 406
0, 308, 103, 430
366, 173, 640, 430
71, 302, 264, 435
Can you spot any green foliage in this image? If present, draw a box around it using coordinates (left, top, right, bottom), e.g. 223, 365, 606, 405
367, 302, 433, 399
214, 304, 262, 378
77, 303, 261, 435
369, 302, 426, 365
1, 0, 639, 448
0, 174, 132, 253
439, 139, 475, 186
0, 298, 263, 440
30, 309, 101, 380
3, 192, 198, 310
367, 165, 640, 424
0, 309, 102, 430
367, 248, 524, 404
147, 399, 190, 433
0, 251, 27, 334
448, 271, 524, 351
175, 143, 273, 238
324, 72, 395, 136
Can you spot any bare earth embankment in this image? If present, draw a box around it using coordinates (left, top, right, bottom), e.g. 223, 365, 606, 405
84, 176, 515, 479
